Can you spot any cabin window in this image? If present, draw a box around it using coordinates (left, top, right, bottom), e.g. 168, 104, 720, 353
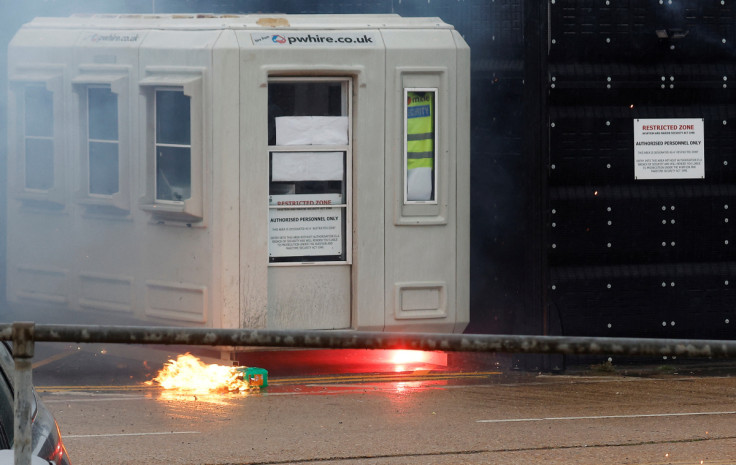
404, 88, 437, 203
267, 78, 352, 264
138, 68, 203, 223
10, 70, 65, 207
155, 89, 191, 202
73, 69, 130, 212
23, 85, 54, 191
87, 86, 120, 196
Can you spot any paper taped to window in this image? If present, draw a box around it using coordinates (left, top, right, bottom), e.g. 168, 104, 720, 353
276, 116, 348, 145
272, 151, 343, 181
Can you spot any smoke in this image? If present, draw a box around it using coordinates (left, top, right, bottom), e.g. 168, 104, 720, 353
0, 2, 45, 304
0, 1, 156, 318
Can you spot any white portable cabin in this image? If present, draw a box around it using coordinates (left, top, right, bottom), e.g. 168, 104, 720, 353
6, 14, 470, 332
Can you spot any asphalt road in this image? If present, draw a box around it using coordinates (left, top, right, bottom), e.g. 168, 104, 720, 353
27, 342, 736, 465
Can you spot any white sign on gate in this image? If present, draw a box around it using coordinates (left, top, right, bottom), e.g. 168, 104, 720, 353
634, 118, 705, 180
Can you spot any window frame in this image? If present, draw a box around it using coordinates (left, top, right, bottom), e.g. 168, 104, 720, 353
395, 69, 448, 224
72, 67, 130, 211
267, 76, 353, 266
138, 67, 204, 223
9, 68, 65, 207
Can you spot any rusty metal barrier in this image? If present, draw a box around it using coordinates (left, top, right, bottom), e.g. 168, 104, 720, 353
3, 321, 736, 465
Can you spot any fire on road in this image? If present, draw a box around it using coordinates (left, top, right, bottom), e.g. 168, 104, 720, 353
29, 344, 736, 465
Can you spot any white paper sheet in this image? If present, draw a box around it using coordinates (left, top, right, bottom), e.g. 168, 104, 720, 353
272, 152, 344, 181
276, 116, 349, 145
269, 207, 343, 258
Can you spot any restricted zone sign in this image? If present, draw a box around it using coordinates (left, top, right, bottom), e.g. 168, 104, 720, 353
634, 118, 705, 180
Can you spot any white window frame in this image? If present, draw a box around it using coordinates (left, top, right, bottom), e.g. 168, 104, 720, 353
396, 69, 448, 224
267, 76, 353, 266
9, 67, 65, 206
139, 67, 204, 223
403, 87, 439, 205
72, 67, 130, 211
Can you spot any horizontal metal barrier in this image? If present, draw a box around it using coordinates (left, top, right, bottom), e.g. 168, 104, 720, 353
3, 321, 736, 465
2, 323, 736, 357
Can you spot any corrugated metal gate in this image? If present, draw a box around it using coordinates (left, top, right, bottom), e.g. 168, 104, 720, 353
547, 0, 736, 339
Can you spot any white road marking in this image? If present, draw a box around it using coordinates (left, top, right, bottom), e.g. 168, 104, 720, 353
44, 396, 151, 403
477, 411, 736, 423
64, 431, 200, 439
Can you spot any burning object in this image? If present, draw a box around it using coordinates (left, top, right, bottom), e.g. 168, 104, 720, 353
237, 366, 269, 387
148, 354, 267, 393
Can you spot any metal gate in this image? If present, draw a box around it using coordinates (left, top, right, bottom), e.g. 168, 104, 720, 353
546, 0, 736, 339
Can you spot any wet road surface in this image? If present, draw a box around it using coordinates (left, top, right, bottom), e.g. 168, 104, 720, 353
27, 342, 736, 465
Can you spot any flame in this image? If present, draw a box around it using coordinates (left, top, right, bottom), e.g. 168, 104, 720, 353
147, 353, 251, 394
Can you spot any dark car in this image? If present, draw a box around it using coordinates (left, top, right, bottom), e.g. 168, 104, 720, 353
0, 342, 70, 464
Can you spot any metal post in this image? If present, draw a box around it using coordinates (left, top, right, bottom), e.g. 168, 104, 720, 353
12, 322, 35, 465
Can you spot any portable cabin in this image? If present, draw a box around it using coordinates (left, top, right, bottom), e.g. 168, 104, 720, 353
6, 14, 470, 332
